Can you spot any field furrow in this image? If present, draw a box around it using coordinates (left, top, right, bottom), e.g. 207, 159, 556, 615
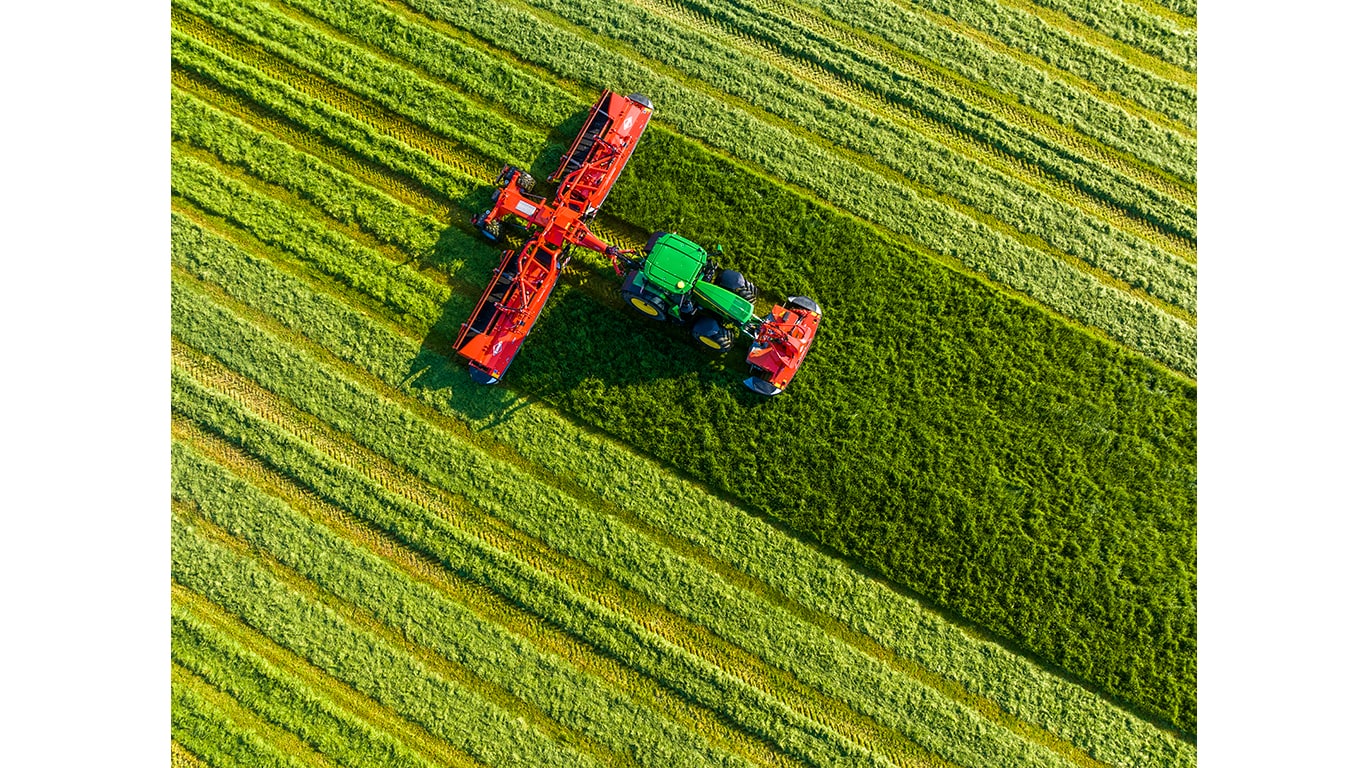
171, 203, 1192, 761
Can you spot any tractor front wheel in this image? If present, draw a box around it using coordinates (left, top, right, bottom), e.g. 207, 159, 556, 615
621, 271, 668, 321
691, 317, 734, 352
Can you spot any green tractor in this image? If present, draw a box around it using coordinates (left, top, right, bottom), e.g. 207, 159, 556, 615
618, 232, 759, 351
616, 232, 823, 395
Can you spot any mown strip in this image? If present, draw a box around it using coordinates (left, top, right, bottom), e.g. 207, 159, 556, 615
172, 510, 601, 768
172, 605, 443, 768
733, 0, 1194, 185
184, 0, 1198, 355
168, 97, 1198, 728
175, 585, 490, 768
174, 440, 769, 768
170, 205, 1195, 741
582, 0, 1196, 314
173, 666, 319, 768
1024, 0, 1195, 67
877, 0, 1195, 122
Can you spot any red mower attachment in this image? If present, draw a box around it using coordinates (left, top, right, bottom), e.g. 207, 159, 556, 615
743, 297, 823, 396
454, 90, 653, 383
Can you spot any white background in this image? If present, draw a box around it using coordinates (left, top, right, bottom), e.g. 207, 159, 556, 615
1, 1, 1363, 764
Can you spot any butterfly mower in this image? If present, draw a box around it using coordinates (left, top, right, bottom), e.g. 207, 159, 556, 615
454, 90, 822, 396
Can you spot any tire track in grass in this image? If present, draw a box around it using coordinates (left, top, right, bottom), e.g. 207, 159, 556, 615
174, 417, 800, 768
626, 0, 1198, 285
168, 236, 1110, 766
173, 584, 488, 768
171, 741, 207, 768
985, 0, 1196, 87
174, 501, 622, 768
172, 8, 503, 185
173, 663, 333, 768
170, 292, 955, 768
864, 0, 1196, 134
740, 0, 1196, 199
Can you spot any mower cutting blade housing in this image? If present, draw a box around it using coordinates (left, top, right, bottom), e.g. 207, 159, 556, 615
743, 297, 823, 395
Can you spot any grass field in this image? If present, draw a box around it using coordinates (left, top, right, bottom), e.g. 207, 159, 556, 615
170, 0, 1197, 763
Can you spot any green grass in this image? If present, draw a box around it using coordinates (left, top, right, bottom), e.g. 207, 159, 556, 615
170, 0, 1200, 757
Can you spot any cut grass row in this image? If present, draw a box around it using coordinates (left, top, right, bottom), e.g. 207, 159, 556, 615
713, 0, 1195, 131
174, 413, 805, 768
172, 604, 444, 768
172, 5, 1197, 373
168, 88, 1198, 722
171, 246, 1080, 768
173, 665, 318, 768
173, 441, 770, 768
700, 0, 1194, 186
170, 196, 1196, 751
1023, 0, 1196, 67
172, 510, 600, 768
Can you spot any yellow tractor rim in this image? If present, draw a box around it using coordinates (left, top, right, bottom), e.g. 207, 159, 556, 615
631, 297, 660, 316
700, 335, 722, 349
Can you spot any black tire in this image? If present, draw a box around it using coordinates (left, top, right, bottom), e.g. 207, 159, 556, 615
477, 210, 503, 241
785, 296, 821, 315
516, 170, 536, 194
716, 269, 757, 301
621, 271, 668, 321
691, 317, 734, 352
626, 93, 655, 110
645, 231, 666, 253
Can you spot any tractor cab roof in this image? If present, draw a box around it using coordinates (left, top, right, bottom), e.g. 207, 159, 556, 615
642, 233, 706, 296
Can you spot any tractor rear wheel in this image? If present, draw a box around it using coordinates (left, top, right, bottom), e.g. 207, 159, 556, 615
691, 317, 734, 352
717, 269, 757, 301
645, 231, 666, 253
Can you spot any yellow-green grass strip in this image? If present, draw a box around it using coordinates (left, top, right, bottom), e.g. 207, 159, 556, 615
173, 414, 805, 768
173, 663, 326, 768
172, 509, 603, 768
174, 583, 490, 768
